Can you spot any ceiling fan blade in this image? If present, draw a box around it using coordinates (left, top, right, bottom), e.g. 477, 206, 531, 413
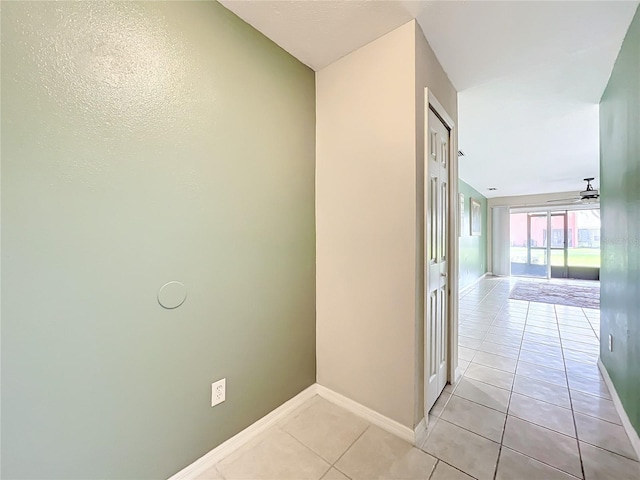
546, 198, 580, 203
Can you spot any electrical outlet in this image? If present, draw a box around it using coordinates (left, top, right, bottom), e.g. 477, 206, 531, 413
211, 378, 226, 407
609, 334, 613, 352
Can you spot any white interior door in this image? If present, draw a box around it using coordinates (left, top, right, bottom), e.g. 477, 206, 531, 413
425, 106, 450, 413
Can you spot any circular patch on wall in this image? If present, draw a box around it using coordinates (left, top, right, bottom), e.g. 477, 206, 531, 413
158, 281, 187, 309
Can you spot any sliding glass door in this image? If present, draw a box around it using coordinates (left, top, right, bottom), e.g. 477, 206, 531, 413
567, 209, 601, 280
550, 213, 568, 278
510, 212, 547, 277
509, 208, 600, 280
528, 213, 548, 277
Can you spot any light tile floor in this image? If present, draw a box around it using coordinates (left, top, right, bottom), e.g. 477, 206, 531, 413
194, 277, 639, 480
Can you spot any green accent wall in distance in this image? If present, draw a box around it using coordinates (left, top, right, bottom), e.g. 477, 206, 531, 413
599, 5, 640, 436
458, 180, 488, 291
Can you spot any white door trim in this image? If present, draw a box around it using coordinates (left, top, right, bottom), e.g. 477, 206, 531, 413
423, 89, 459, 423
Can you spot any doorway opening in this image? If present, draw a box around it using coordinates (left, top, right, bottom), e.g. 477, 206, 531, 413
509, 208, 600, 280
425, 104, 451, 414
423, 90, 459, 424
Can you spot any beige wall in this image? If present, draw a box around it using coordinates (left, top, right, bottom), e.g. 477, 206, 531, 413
414, 23, 459, 424
316, 21, 417, 428
316, 20, 457, 429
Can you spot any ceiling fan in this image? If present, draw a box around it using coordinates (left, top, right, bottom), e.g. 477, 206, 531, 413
547, 178, 600, 204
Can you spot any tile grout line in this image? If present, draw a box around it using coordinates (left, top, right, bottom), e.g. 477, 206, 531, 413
431, 458, 482, 480
435, 417, 502, 447
328, 423, 370, 473
569, 407, 626, 427
500, 446, 585, 480
498, 298, 588, 478
461, 280, 519, 366
449, 388, 508, 414
492, 304, 578, 438
279, 428, 336, 474
425, 459, 439, 480
492, 292, 530, 480
570, 438, 640, 463
580, 306, 600, 340
555, 303, 587, 480
453, 374, 511, 392
371, 406, 623, 479
429, 283, 514, 477
461, 278, 504, 309
462, 278, 628, 479
213, 464, 226, 480
462, 286, 613, 406
460, 279, 601, 478
506, 385, 571, 411
459, 285, 505, 380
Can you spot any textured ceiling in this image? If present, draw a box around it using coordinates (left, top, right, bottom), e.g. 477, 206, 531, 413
220, 0, 639, 198
218, 0, 413, 70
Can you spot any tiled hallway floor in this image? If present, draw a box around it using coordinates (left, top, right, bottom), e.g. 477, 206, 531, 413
425, 276, 638, 480
195, 277, 639, 480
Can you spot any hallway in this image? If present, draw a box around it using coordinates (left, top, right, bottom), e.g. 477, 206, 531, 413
423, 276, 638, 479
193, 277, 639, 480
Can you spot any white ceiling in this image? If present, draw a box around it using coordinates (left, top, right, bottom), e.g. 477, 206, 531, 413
220, 0, 639, 198
219, 1, 414, 70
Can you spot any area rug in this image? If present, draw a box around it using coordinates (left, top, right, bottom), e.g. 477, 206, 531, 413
509, 281, 600, 309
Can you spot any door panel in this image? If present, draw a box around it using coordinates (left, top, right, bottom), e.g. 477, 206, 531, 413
439, 286, 447, 365
425, 107, 450, 413
429, 177, 438, 263
550, 213, 568, 278
441, 180, 448, 261
428, 291, 437, 377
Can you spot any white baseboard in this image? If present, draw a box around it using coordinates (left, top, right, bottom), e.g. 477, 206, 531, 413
454, 366, 463, 384
168, 384, 318, 479
459, 273, 489, 295
168, 383, 419, 479
414, 417, 428, 447
597, 359, 640, 460
314, 384, 415, 444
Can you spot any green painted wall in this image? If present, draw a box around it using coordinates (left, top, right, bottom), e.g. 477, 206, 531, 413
1, 2, 316, 478
458, 180, 488, 291
599, 5, 640, 436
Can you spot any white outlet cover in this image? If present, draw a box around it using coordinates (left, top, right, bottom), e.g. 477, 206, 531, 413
211, 378, 226, 407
